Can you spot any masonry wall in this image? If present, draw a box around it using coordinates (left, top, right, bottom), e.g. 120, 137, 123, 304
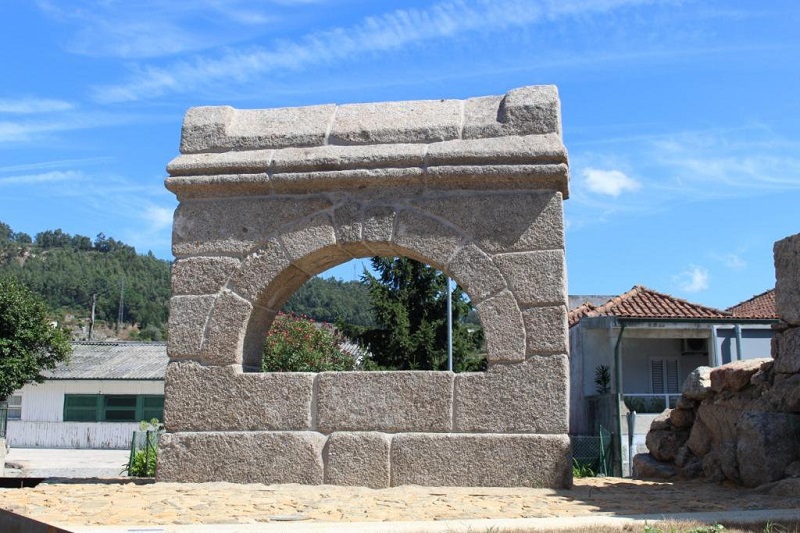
159, 86, 573, 488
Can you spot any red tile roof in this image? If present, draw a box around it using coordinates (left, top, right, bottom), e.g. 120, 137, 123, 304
568, 285, 732, 327
727, 289, 778, 319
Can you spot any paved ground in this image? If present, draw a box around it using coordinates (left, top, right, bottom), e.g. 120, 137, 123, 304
3, 447, 130, 478
1, 449, 799, 532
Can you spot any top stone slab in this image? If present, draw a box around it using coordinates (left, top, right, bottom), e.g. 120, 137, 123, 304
179, 86, 561, 153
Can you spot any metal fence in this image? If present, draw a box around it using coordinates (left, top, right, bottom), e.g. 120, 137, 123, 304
127, 428, 163, 477
571, 426, 614, 477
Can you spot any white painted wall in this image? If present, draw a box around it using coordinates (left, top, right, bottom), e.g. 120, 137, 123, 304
6, 379, 164, 449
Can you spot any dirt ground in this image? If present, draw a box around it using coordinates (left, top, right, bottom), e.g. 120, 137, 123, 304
1, 476, 799, 528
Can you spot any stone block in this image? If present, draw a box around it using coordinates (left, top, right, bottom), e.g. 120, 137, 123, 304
361, 204, 397, 244
522, 305, 568, 355
166, 172, 273, 201
270, 168, 426, 195
392, 209, 465, 270
710, 359, 770, 392
736, 411, 800, 487
426, 134, 566, 167
171, 256, 241, 295
682, 366, 712, 400
279, 213, 337, 266
494, 250, 566, 306
475, 291, 526, 363
632, 453, 678, 479
272, 143, 425, 173
411, 192, 563, 254
167, 150, 273, 177
426, 164, 569, 197
200, 290, 253, 366
445, 244, 506, 304
774, 327, 800, 374
167, 295, 215, 360
230, 238, 291, 303
324, 432, 391, 488
316, 371, 453, 433
774, 233, 800, 326
179, 106, 234, 154
330, 99, 461, 145
333, 201, 362, 244
172, 197, 331, 256
163, 361, 314, 432
390, 433, 571, 488
157, 431, 326, 484
461, 86, 561, 138
454, 356, 568, 433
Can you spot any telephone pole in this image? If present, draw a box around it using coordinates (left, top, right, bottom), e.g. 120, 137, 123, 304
88, 293, 97, 340
116, 276, 125, 335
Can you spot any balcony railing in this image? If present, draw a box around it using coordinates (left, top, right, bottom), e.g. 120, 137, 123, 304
623, 393, 680, 414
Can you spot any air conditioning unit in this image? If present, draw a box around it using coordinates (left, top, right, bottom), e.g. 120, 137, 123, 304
682, 338, 708, 354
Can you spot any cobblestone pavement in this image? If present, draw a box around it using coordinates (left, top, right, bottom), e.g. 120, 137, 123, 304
1, 477, 799, 530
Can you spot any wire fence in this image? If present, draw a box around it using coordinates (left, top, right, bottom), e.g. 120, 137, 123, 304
127, 428, 163, 477
571, 426, 614, 477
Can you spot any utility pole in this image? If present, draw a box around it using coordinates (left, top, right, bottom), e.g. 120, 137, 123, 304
446, 276, 453, 372
116, 276, 125, 336
88, 293, 97, 340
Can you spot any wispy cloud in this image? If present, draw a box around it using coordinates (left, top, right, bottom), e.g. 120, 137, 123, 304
674, 265, 710, 293
582, 167, 642, 197
0, 170, 84, 186
90, 0, 668, 103
711, 252, 747, 270
0, 98, 74, 114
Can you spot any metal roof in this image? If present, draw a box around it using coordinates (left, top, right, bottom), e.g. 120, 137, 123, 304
43, 342, 168, 380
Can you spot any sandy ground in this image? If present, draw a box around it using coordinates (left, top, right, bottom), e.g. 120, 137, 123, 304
1, 476, 799, 529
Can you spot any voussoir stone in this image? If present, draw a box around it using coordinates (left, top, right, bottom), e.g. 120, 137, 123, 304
316, 371, 453, 433
167, 295, 215, 360
392, 209, 465, 269
454, 355, 569, 434
445, 244, 506, 304
324, 432, 391, 488
163, 361, 314, 432
390, 433, 571, 488
494, 250, 567, 306
475, 291, 526, 363
156, 431, 326, 484
774, 233, 800, 325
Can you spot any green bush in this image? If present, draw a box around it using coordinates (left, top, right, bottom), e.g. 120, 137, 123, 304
128, 448, 157, 477
262, 313, 354, 372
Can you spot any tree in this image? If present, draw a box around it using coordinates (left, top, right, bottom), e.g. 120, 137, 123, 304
357, 257, 484, 371
0, 276, 72, 401
262, 313, 354, 372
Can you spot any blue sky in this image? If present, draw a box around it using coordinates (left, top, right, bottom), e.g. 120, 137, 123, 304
1, 0, 798, 310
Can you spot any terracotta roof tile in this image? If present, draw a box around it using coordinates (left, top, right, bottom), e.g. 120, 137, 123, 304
727, 289, 777, 319
568, 285, 732, 327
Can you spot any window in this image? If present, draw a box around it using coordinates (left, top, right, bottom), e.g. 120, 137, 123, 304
63, 395, 164, 422
7, 395, 22, 420
651, 358, 680, 394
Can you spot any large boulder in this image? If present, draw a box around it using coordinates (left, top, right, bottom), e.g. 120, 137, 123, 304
736, 411, 800, 487
682, 366, 712, 400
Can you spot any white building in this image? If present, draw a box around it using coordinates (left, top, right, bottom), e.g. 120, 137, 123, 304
6, 342, 167, 449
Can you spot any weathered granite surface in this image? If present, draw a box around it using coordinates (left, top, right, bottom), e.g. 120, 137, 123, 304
161, 86, 572, 488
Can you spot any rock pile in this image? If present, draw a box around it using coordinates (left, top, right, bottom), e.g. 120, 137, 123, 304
635, 233, 800, 487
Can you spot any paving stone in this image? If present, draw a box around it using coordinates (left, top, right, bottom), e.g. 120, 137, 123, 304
317, 371, 453, 433
454, 356, 569, 433
157, 431, 326, 484
164, 361, 314, 431
324, 432, 391, 488
390, 433, 571, 488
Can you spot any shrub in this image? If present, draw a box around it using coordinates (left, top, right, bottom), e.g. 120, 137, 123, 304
262, 313, 354, 372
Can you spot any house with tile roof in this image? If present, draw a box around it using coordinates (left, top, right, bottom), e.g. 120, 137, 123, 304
568, 286, 777, 474
4, 342, 168, 449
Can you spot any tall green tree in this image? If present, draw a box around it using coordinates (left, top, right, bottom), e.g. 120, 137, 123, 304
0, 276, 72, 401
358, 257, 484, 371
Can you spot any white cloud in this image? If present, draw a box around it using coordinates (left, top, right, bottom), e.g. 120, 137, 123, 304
582, 167, 641, 197
0, 98, 74, 114
142, 205, 174, 233
675, 265, 709, 293
712, 252, 747, 270
90, 0, 664, 103
0, 170, 83, 186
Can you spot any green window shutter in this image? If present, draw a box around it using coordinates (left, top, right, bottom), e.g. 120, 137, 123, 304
103, 395, 137, 422
141, 396, 165, 422
64, 395, 101, 421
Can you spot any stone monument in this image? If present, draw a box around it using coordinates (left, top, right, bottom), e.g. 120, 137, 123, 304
158, 85, 572, 488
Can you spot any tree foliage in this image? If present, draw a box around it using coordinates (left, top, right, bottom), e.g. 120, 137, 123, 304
283, 276, 375, 327
356, 257, 484, 371
262, 313, 354, 372
0, 221, 171, 335
0, 276, 72, 400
